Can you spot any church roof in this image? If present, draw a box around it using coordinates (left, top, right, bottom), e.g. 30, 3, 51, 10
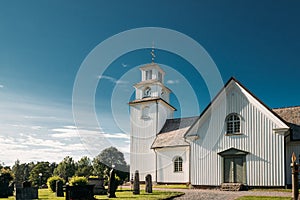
273, 106, 300, 140
151, 117, 198, 149
273, 106, 300, 126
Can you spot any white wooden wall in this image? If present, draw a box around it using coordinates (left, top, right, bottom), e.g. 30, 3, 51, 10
189, 81, 288, 186
130, 101, 174, 182
156, 146, 190, 183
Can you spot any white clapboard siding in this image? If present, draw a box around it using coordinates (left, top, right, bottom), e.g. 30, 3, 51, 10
188, 80, 288, 186
130, 100, 174, 182
156, 146, 190, 183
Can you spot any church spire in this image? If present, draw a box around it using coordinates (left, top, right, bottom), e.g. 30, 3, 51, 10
151, 43, 155, 63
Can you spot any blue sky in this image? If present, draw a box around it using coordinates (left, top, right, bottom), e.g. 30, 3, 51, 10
0, 0, 299, 166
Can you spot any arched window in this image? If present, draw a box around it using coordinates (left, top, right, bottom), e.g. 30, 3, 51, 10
226, 113, 241, 134
141, 106, 150, 119
174, 156, 183, 172
143, 87, 151, 98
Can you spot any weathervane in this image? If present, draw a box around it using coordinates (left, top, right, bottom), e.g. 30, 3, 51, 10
151, 42, 156, 63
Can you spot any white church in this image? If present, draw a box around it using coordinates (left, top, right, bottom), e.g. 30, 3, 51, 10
129, 62, 300, 188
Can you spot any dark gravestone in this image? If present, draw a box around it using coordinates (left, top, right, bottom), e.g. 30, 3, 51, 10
65, 185, 95, 200
16, 181, 38, 200
145, 174, 152, 193
88, 177, 106, 195
133, 170, 140, 195
7, 182, 14, 196
107, 169, 117, 198
23, 181, 31, 188
16, 187, 38, 200
56, 180, 64, 197
0, 176, 9, 198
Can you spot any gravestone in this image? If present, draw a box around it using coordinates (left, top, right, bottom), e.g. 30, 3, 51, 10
145, 174, 152, 193
107, 168, 116, 198
133, 170, 140, 195
16, 181, 38, 200
65, 185, 95, 200
88, 177, 106, 195
0, 175, 9, 198
56, 180, 64, 197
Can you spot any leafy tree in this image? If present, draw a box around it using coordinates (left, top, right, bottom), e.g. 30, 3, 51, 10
54, 156, 76, 182
12, 160, 34, 185
29, 162, 52, 186
92, 147, 129, 183
75, 156, 93, 177
0, 168, 14, 183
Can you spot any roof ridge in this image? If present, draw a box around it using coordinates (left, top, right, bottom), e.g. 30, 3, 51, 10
273, 105, 300, 110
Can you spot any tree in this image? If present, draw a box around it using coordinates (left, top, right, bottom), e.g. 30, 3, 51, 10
29, 162, 52, 186
75, 156, 93, 177
92, 147, 129, 183
11, 160, 34, 185
54, 156, 76, 182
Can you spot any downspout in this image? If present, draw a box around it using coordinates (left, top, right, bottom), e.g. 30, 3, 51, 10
154, 148, 158, 184
155, 100, 158, 183
156, 100, 158, 134
284, 128, 291, 187
184, 137, 191, 185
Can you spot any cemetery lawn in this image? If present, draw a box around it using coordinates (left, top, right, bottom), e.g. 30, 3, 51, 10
0, 189, 184, 200
236, 197, 291, 200
95, 190, 184, 199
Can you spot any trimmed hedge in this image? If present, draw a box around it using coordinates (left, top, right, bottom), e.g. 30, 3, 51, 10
47, 176, 64, 192
69, 176, 88, 186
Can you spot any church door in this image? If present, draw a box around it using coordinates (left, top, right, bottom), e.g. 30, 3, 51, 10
224, 156, 245, 183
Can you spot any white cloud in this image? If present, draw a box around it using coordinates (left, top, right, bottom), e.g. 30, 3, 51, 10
122, 63, 128, 68
98, 75, 128, 85
0, 85, 4, 88
166, 79, 180, 84
102, 132, 129, 139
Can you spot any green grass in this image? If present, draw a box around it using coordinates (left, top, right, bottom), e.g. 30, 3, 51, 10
236, 196, 292, 200
96, 190, 184, 199
0, 189, 183, 200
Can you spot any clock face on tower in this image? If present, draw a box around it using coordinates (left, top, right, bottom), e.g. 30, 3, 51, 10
144, 87, 151, 97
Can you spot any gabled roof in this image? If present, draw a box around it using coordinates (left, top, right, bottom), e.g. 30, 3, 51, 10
273, 106, 300, 126
151, 117, 198, 149
185, 77, 290, 137
273, 106, 300, 140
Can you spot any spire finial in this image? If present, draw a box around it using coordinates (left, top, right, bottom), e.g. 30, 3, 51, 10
151, 42, 155, 63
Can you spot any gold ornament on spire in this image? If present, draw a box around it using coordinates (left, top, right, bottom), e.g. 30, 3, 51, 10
292, 152, 297, 163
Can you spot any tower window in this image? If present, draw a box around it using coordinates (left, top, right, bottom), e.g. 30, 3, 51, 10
158, 72, 162, 82
226, 113, 241, 134
174, 156, 183, 172
143, 87, 151, 98
145, 70, 152, 80
141, 106, 150, 119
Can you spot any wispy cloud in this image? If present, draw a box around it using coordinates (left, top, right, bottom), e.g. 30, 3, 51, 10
0, 84, 4, 88
121, 63, 128, 68
102, 132, 129, 139
98, 75, 128, 85
166, 79, 180, 84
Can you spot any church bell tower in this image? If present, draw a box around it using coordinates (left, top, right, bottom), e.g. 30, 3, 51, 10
129, 61, 176, 182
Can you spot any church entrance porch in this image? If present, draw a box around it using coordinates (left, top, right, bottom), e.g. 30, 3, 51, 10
218, 148, 248, 185
224, 156, 245, 183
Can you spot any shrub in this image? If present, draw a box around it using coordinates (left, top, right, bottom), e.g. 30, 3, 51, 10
47, 176, 64, 192
69, 176, 88, 186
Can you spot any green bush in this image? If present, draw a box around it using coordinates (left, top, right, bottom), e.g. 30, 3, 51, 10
47, 176, 64, 192
69, 176, 88, 186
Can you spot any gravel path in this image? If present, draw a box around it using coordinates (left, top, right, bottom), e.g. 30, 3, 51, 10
167, 189, 292, 200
